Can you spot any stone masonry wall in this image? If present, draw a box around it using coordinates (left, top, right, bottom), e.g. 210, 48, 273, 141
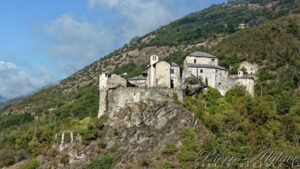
104, 88, 184, 118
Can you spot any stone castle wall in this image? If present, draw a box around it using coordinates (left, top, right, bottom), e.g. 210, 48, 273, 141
99, 88, 184, 118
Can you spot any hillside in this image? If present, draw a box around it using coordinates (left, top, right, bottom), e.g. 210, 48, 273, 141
210, 13, 300, 95
2, 0, 299, 116
0, 1, 299, 168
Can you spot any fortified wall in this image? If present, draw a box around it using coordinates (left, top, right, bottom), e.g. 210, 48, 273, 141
97, 73, 184, 118
104, 88, 184, 118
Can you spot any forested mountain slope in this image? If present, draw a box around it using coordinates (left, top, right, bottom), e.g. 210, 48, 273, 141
0, 1, 299, 168
210, 14, 300, 96
2, 0, 299, 116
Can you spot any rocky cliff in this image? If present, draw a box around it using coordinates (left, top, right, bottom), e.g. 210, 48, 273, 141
36, 100, 210, 169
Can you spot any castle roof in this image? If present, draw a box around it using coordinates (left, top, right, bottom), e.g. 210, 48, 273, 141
189, 51, 217, 59
128, 74, 147, 80
171, 62, 180, 67
153, 60, 170, 66
186, 63, 227, 71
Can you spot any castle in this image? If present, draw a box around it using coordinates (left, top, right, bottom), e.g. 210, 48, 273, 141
98, 51, 258, 118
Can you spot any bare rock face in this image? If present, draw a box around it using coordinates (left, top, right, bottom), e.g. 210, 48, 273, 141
102, 100, 211, 168
37, 100, 210, 169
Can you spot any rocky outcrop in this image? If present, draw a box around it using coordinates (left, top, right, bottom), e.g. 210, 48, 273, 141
104, 100, 210, 168
36, 99, 210, 169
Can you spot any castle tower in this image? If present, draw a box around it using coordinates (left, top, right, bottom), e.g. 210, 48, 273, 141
99, 73, 108, 90
98, 73, 108, 118
150, 55, 159, 65
148, 55, 159, 87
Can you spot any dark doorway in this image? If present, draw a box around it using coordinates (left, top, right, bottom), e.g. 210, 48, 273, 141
171, 80, 174, 88
205, 77, 208, 86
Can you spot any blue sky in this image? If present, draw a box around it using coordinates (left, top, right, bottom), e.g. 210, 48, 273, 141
0, 0, 226, 102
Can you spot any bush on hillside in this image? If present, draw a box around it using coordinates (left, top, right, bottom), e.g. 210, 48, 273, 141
87, 155, 114, 169
22, 159, 39, 169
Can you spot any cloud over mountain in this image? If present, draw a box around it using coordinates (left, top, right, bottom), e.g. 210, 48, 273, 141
43, 0, 175, 73
0, 60, 56, 102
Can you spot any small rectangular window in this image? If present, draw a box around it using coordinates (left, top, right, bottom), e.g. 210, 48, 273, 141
194, 59, 196, 63
200, 69, 203, 73
170, 69, 174, 74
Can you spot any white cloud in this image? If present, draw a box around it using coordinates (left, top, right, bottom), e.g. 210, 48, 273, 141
0, 61, 18, 70
86, 0, 174, 39
42, 0, 175, 74
0, 61, 56, 102
44, 14, 116, 74
35, 65, 56, 84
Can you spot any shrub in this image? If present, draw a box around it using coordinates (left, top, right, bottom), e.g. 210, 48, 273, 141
177, 128, 200, 166
109, 143, 119, 153
98, 141, 107, 149
60, 154, 69, 165
163, 143, 178, 154
22, 159, 39, 169
172, 93, 178, 102
160, 162, 175, 169
79, 128, 97, 145
15, 150, 26, 162
176, 150, 198, 166
87, 155, 114, 169
202, 87, 222, 114
225, 85, 248, 103
0, 150, 16, 168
